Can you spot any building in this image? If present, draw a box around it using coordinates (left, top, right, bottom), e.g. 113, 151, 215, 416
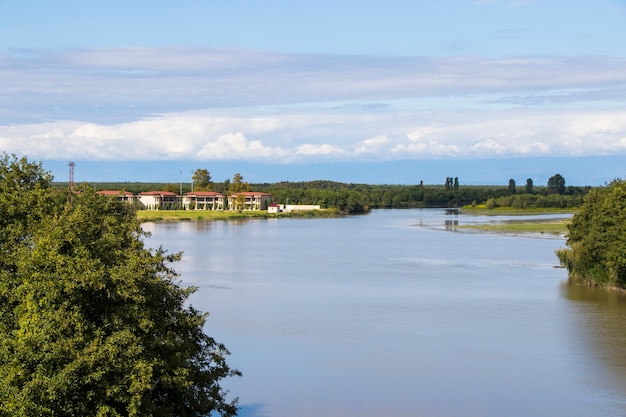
269, 203, 321, 213
183, 191, 224, 210
227, 192, 273, 211
137, 191, 179, 210
95, 190, 135, 203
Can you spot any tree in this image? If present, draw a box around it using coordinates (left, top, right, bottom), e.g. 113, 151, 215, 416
229, 173, 250, 194
557, 179, 626, 287
192, 168, 212, 191
162, 183, 179, 193
0, 154, 240, 417
508, 179, 516, 194
547, 174, 566, 195
525, 178, 533, 194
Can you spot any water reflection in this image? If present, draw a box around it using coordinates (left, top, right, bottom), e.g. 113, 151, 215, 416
562, 282, 626, 393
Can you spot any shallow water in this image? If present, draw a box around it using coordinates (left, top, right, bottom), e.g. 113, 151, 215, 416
143, 209, 626, 417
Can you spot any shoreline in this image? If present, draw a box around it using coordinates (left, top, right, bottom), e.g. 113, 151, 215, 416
135, 208, 340, 222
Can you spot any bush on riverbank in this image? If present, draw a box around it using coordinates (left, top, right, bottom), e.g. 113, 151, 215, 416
557, 179, 626, 288
0, 154, 240, 416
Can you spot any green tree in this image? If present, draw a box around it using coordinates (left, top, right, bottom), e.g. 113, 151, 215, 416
557, 179, 626, 287
508, 179, 516, 194
547, 174, 566, 195
0, 154, 240, 417
525, 178, 533, 194
229, 173, 250, 194
162, 183, 179, 193
192, 168, 212, 191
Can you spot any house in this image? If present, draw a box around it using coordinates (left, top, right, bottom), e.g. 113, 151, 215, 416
227, 192, 273, 211
137, 191, 179, 210
269, 203, 321, 213
184, 191, 224, 210
95, 190, 135, 203
268, 203, 281, 214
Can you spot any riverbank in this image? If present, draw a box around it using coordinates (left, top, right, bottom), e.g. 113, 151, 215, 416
453, 205, 575, 236
456, 217, 571, 236
136, 208, 340, 222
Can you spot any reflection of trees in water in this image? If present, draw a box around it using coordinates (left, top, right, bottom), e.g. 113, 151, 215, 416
561, 282, 626, 389
444, 219, 459, 230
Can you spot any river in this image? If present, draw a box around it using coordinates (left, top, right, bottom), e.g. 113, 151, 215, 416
143, 209, 626, 417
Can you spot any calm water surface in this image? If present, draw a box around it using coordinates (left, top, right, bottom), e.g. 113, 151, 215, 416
143, 209, 626, 417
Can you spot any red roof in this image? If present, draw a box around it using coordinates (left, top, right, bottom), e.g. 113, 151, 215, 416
96, 190, 134, 196
230, 192, 272, 197
138, 191, 178, 196
185, 191, 223, 197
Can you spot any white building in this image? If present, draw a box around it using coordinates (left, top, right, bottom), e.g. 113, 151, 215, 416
183, 191, 225, 210
228, 192, 273, 211
137, 191, 179, 210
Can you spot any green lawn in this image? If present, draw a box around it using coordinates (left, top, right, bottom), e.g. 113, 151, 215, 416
135, 208, 338, 222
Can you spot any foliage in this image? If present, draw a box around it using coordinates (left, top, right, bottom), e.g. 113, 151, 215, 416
0, 154, 240, 417
508, 178, 516, 194
229, 173, 250, 194
525, 178, 533, 194
192, 169, 213, 191
557, 179, 626, 287
547, 173, 566, 195
162, 183, 180, 193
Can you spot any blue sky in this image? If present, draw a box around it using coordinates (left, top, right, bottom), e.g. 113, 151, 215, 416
1, 0, 625, 185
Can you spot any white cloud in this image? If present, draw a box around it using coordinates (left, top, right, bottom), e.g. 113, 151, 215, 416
354, 135, 392, 155
1, 48, 626, 163
296, 143, 345, 158
2, 107, 626, 162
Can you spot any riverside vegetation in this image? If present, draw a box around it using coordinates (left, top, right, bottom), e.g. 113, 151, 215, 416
557, 179, 626, 289
0, 154, 240, 417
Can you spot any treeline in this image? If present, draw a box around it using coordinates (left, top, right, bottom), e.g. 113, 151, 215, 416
54, 175, 590, 214
255, 180, 589, 212
557, 179, 626, 288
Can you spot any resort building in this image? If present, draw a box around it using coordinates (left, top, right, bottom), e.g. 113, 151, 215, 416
227, 192, 273, 211
183, 191, 225, 210
137, 191, 179, 210
95, 190, 135, 203
95, 189, 276, 212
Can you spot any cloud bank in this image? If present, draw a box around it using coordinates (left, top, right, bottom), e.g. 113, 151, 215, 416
1, 47, 625, 163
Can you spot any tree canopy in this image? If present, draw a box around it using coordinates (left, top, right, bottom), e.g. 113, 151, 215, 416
547, 173, 566, 195
557, 179, 626, 287
192, 169, 212, 191
228, 173, 250, 194
0, 154, 240, 417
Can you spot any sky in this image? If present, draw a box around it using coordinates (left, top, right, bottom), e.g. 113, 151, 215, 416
1, 0, 625, 185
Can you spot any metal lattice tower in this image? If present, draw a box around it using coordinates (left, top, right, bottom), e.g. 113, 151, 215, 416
68, 161, 75, 191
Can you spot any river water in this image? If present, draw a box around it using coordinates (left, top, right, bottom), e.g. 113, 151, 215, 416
143, 209, 626, 417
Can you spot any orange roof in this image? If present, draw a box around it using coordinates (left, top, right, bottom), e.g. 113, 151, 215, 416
96, 190, 134, 196
230, 192, 272, 196
138, 191, 178, 196
185, 191, 223, 197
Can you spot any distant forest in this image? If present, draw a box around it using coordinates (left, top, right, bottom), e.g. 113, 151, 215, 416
54, 174, 591, 214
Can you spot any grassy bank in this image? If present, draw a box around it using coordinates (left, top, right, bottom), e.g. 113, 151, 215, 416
457, 218, 571, 235
136, 208, 339, 222
454, 205, 575, 235
460, 205, 578, 216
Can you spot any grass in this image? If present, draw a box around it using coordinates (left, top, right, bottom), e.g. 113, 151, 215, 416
457, 217, 571, 235
455, 205, 576, 235
460, 205, 578, 216
135, 208, 339, 222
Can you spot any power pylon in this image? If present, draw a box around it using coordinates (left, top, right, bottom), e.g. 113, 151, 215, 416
68, 161, 75, 191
